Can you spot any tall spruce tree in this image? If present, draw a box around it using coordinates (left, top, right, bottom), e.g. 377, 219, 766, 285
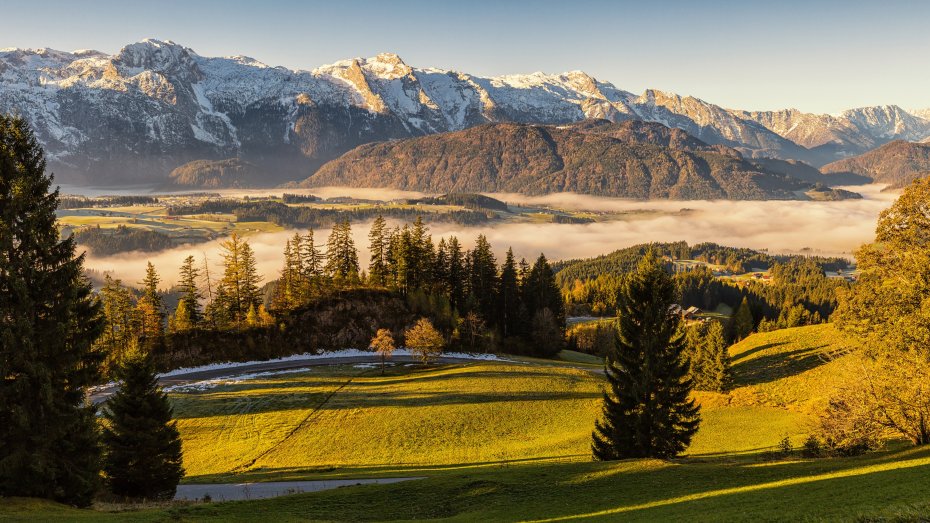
272, 235, 302, 311
239, 240, 263, 309
177, 255, 202, 325
300, 228, 323, 292
498, 248, 522, 338
368, 215, 390, 287
467, 235, 498, 320
687, 320, 732, 392
522, 254, 565, 328
446, 236, 466, 309
0, 115, 104, 506
97, 275, 137, 376
730, 297, 754, 341
215, 233, 263, 326
434, 238, 450, 293
592, 252, 700, 460
325, 220, 359, 283
102, 351, 184, 500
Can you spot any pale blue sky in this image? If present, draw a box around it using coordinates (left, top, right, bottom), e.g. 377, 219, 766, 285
2, 0, 928, 113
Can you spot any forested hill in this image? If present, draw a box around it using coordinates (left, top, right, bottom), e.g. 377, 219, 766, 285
821, 140, 930, 188
553, 242, 852, 284
300, 122, 819, 200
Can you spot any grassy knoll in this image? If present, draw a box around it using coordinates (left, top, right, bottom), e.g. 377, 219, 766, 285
174, 325, 844, 484
5, 324, 920, 522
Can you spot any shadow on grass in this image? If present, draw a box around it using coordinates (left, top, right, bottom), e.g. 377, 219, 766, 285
532, 446, 930, 522
185, 453, 593, 484
170, 446, 930, 522
173, 388, 603, 419
731, 345, 830, 386
171, 366, 601, 419
729, 341, 787, 363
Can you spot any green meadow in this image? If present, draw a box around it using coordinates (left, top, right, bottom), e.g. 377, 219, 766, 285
4, 324, 927, 521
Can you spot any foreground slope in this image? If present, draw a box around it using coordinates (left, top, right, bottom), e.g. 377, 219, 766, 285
7, 324, 917, 522
174, 324, 855, 481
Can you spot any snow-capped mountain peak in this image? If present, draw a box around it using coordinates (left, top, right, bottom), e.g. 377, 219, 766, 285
0, 39, 928, 185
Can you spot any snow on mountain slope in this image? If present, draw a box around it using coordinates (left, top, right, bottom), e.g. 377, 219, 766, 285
0, 38, 928, 185
735, 105, 930, 160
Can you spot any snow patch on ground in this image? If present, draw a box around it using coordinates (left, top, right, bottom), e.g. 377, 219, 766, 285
164, 367, 313, 393
157, 348, 508, 378
352, 362, 396, 369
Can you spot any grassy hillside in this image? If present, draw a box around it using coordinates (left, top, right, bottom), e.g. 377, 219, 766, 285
726, 323, 859, 409
6, 324, 922, 522
174, 346, 836, 484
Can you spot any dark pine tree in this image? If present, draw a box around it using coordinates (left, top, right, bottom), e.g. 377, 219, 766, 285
466, 235, 498, 321
730, 296, 755, 342
0, 116, 105, 506
445, 236, 467, 309
497, 248, 522, 338
102, 351, 184, 500
592, 251, 700, 460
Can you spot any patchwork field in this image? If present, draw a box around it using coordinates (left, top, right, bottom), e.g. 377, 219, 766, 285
5, 324, 927, 522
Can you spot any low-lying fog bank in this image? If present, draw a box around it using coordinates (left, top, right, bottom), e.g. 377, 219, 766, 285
81, 185, 897, 286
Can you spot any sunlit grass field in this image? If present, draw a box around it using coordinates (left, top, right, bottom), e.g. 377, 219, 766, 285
175, 324, 854, 483
5, 324, 926, 522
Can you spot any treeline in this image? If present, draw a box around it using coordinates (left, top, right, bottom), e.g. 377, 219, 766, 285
59, 195, 159, 209
566, 260, 847, 330
267, 215, 566, 356
73, 225, 174, 255
407, 193, 510, 212
281, 193, 322, 204
95, 215, 565, 376
554, 241, 850, 282
559, 242, 850, 327
166, 200, 494, 227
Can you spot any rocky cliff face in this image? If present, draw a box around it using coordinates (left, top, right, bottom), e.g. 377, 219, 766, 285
2, 39, 929, 186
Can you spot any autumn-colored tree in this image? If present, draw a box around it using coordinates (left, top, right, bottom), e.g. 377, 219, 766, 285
136, 262, 165, 342
835, 176, 930, 356
369, 328, 396, 375
827, 178, 930, 448
97, 275, 137, 376
405, 318, 444, 365
215, 233, 263, 327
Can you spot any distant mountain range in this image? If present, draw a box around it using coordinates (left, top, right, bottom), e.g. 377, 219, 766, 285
1, 39, 929, 196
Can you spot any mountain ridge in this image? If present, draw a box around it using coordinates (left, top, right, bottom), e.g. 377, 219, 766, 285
1, 38, 928, 187
299, 121, 849, 200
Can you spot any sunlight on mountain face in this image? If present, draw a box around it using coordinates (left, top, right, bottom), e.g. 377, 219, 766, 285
81, 185, 895, 286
